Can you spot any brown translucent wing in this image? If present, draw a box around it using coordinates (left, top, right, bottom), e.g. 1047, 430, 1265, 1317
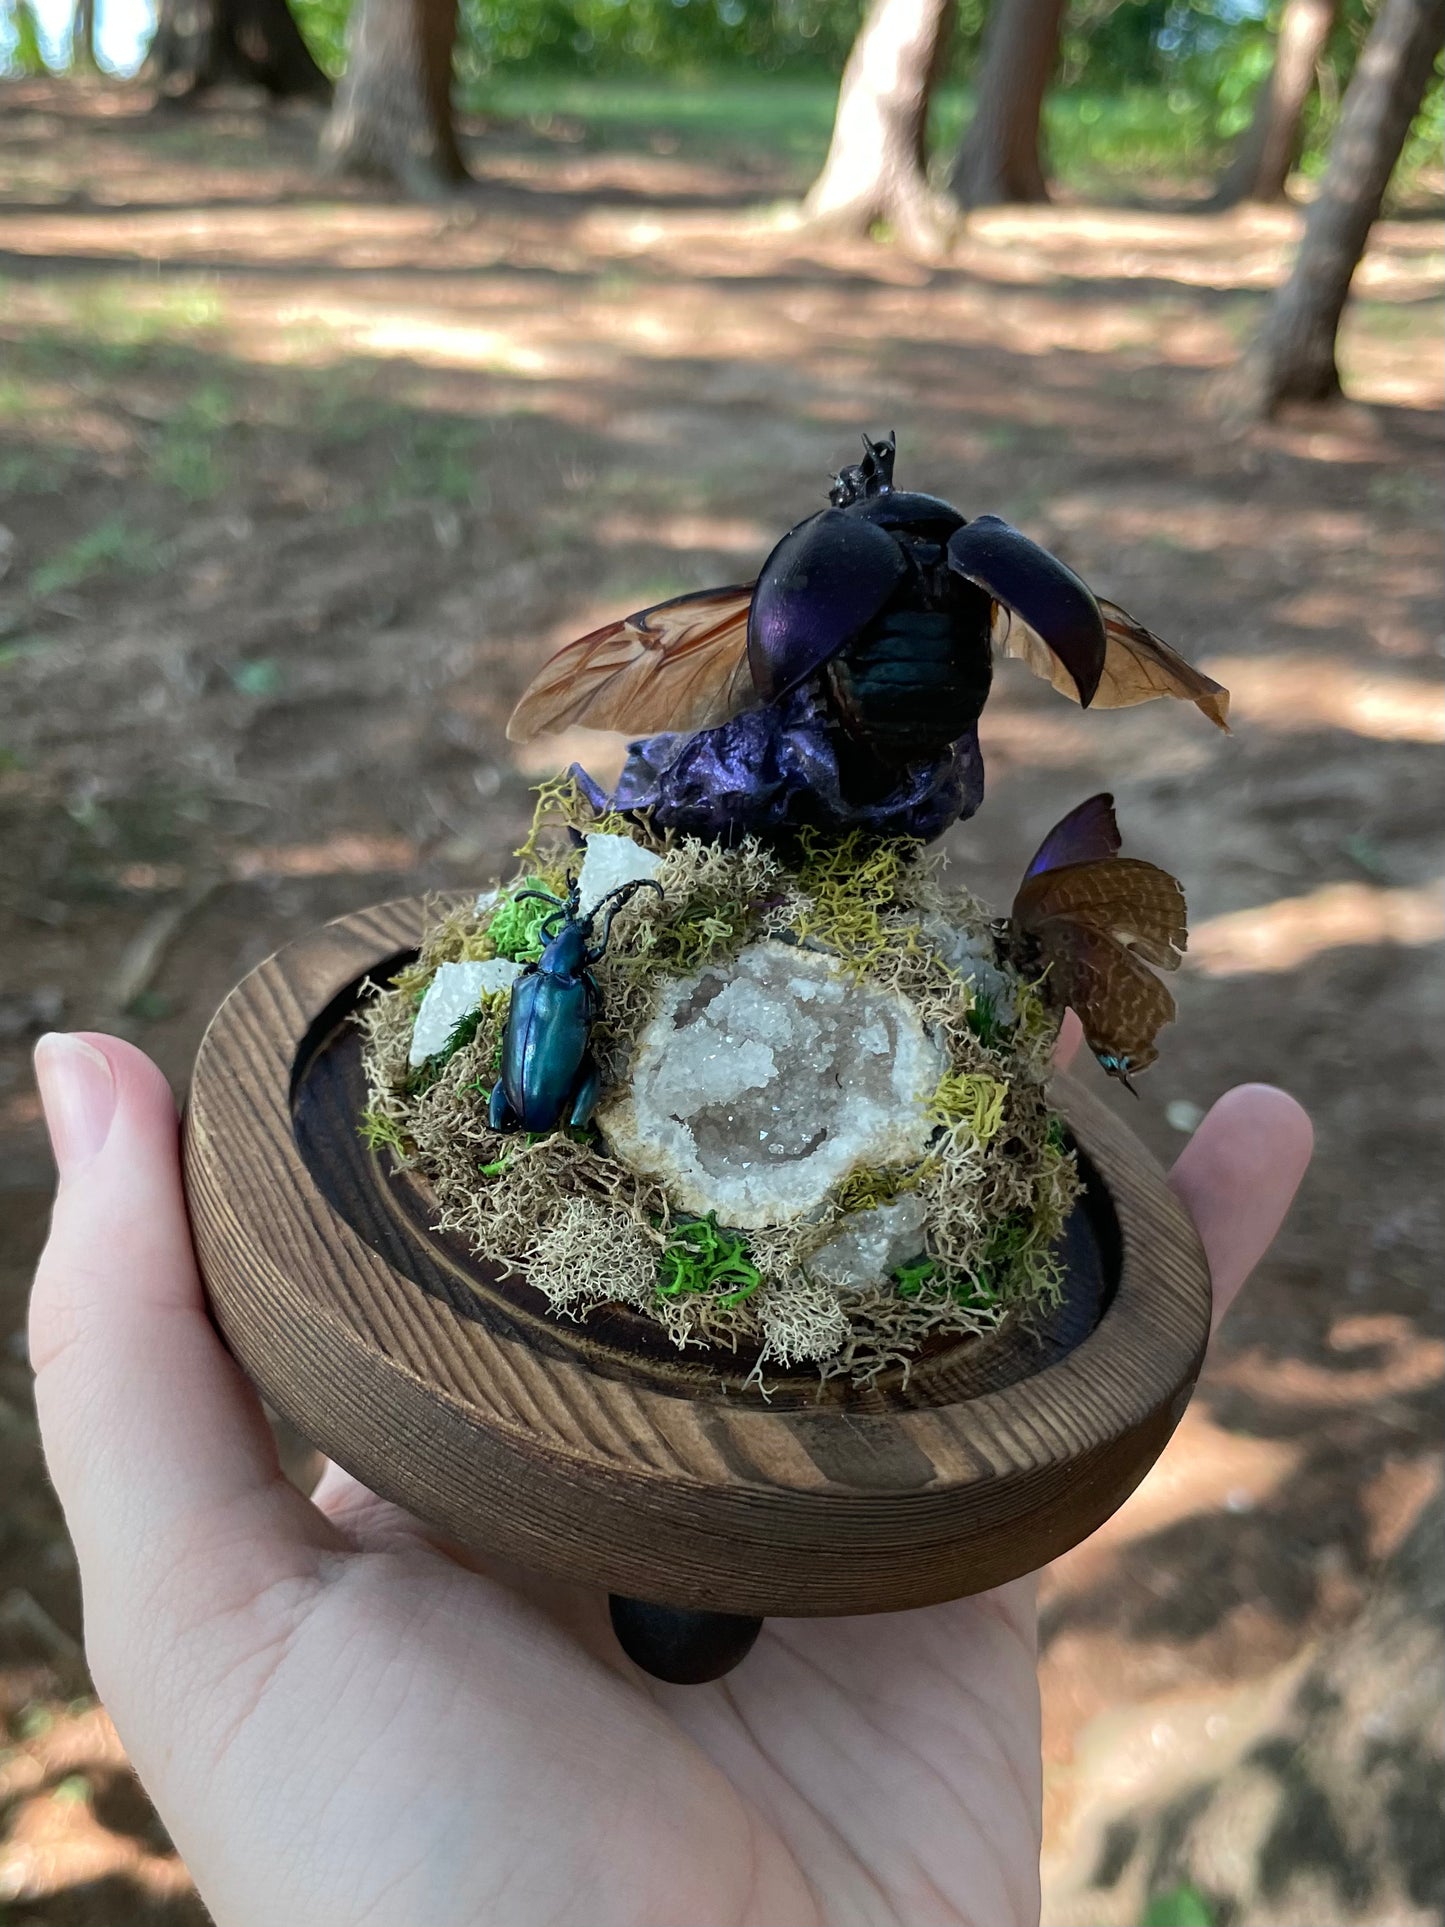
506, 585, 756, 744
1032, 919, 1177, 1073
995, 600, 1230, 730
1014, 857, 1186, 973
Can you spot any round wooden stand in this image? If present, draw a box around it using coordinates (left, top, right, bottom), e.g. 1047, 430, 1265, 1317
183, 899, 1211, 1680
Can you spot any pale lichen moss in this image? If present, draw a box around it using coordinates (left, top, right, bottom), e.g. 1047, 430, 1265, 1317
357, 804, 1079, 1385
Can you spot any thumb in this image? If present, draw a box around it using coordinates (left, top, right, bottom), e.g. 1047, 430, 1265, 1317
30, 1035, 337, 1680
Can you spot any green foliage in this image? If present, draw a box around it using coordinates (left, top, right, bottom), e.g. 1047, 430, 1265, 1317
965, 989, 1008, 1050
358, 1108, 408, 1155
929, 1071, 1007, 1144
657, 1214, 762, 1308
1142, 1884, 1217, 1927
488, 879, 559, 961
3, 0, 49, 74
27, 518, 159, 598
406, 998, 505, 1092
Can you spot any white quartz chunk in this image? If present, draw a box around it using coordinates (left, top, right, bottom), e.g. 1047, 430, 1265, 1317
597, 940, 943, 1229
808, 1195, 929, 1294
409, 957, 521, 1066
577, 832, 663, 922
925, 916, 1018, 1025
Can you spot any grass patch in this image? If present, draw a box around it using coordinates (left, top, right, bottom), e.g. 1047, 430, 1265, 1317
27, 517, 161, 598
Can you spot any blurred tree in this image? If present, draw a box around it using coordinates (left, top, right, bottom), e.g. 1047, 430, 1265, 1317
322, 0, 469, 192
799, 0, 960, 252
70, 0, 95, 68
147, 0, 332, 99
1230, 0, 1445, 413
1214, 0, 1340, 203
950, 0, 1066, 204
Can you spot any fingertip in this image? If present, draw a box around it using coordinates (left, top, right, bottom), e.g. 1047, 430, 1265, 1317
1052, 1010, 1084, 1073
1169, 1082, 1313, 1323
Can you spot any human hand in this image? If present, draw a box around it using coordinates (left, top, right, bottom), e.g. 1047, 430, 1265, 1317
30, 1028, 1310, 1927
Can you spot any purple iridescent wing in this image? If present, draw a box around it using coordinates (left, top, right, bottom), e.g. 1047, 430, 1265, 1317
1022, 792, 1121, 878
947, 515, 1106, 706
747, 508, 908, 705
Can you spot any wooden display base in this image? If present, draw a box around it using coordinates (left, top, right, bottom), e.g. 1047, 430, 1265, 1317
184, 899, 1211, 1679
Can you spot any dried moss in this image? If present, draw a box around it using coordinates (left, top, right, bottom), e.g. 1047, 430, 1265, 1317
357, 802, 1079, 1385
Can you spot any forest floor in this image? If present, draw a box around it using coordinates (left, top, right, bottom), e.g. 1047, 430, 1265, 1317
1, 75, 1442, 1927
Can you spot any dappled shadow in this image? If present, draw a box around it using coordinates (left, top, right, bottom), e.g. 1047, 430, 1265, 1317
1, 73, 1441, 1927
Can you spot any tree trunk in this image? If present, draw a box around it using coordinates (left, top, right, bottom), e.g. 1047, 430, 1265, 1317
321, 0, 468, 195
799, 0, 960, 255
1214, 0, 1340, 205
1230, 0, 1445, 415
950, 0, 1067, 207
71, 0, 96, 69
146, 0, 331, 102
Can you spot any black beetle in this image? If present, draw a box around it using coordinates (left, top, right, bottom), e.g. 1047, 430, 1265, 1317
748, 431, 1106, 774
505, 431, 1227, 842
488, 876, 662, 1134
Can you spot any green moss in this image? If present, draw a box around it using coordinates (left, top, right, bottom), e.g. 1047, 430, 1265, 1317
893, 1255, 1001, 1310
487, 879, 558, 961
834, 1161, 925, 1215
406, 993, 507, 1093
514, 771, 640, 869
357, 1108, 407, 1155
965, 989, 1008, 1049
929, 1071, 1008, 1144
657, 1214, 762, 1308
789, 827, 923, 974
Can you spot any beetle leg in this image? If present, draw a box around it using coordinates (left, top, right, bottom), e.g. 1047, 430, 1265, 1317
568, 1055, 602, 1131
488, 1079, 514, 1132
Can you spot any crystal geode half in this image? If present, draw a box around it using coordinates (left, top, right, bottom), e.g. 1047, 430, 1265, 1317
596, 941, 943, 1229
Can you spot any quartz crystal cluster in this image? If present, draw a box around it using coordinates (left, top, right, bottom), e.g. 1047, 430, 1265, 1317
598, 941, 943, 1230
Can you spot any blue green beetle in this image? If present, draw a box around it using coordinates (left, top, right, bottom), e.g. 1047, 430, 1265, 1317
488, 877, 662, 1134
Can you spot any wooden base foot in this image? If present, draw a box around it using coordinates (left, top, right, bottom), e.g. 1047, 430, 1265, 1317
609, 1596, 764, 1683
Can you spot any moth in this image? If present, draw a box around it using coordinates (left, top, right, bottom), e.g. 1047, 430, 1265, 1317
1010, 793, 1187, 1091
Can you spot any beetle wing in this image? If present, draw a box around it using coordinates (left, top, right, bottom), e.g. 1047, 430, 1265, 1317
996, 598, 1230, 730
506, 585, 756, 744
1096, 599, 1231, 728
948, 516, 1106, 706
748, 507, 909, 704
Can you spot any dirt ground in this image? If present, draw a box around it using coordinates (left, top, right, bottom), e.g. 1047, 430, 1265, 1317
1, 76, 1441, 1926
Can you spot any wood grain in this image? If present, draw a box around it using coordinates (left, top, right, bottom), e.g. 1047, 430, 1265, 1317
183, 898, 1212, 1617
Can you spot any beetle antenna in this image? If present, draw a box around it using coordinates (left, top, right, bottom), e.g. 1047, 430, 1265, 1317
585, 878, 663, 960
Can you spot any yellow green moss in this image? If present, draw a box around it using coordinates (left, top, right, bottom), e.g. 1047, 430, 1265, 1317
929, 1072, 1008, 1145
788, 827, 925, 975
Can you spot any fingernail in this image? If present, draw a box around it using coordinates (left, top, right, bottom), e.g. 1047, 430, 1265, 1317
34, 1034, 117, 1177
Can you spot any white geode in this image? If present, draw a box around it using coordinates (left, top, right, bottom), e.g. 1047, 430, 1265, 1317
409, 958, 521, 1066
577, 832, 663, 921
597, 940, 943, 1229
808, 1195, 928, 1294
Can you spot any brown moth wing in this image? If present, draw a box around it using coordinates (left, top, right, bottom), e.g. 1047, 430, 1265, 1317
1014, 858, 1187, 973
1032, 917, 1177, 1072
995, 602, 1230, 730
507, 585, 756, 744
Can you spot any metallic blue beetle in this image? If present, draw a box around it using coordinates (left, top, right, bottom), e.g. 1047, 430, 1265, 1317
488, 877, 662, 1134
